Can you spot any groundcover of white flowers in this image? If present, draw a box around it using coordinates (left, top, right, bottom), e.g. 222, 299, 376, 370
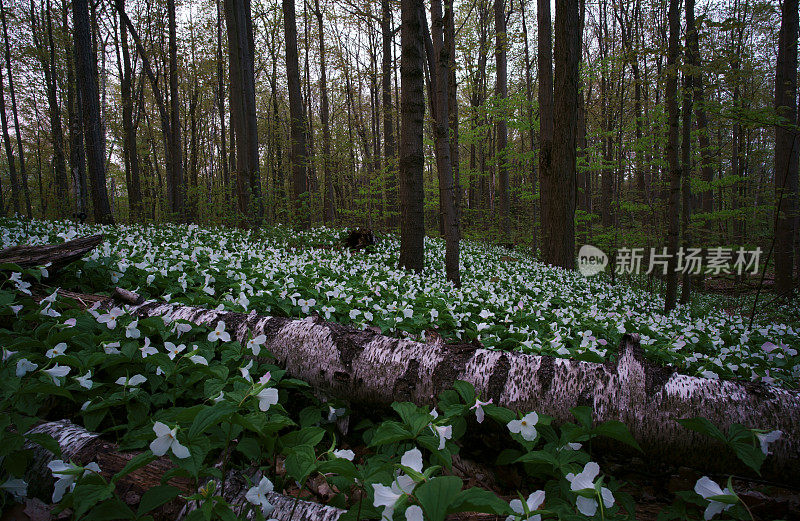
0, 217, 797, 521
3, 218, 798, 389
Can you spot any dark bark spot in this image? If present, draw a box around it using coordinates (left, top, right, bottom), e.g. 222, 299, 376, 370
393, 359, 421, 401
261, 317, 291, 344
431, 343, 476, 392
333, 371, 350, 384
326, 322, 376, 369
486, 354, 511, 400
538, 356, 556, 393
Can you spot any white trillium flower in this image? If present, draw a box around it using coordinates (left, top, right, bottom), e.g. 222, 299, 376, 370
46, 342, 67, 358
126, 320, 141, 339
240, 360, 254, 382
16, 358, 37, 377
140, 338, 158, 358
333, 449, 355, 461
116, 374, 147, 387
328, 405, 346, 421
507, 411, 539, 441
566, 462, 614, 517
372, 482, 406, 521
694, 476, 736, 520
165, 342, 186, 360
755, 430, 781, 455
150, 422, 190, 459
2, 347, 17, 362
208, 321, 231, 342
245, 476, 275, 515
0, 477, 27, 500
189, 354, 208, 365
257, 388, 279, 411
97, 307, 124, 329
470, 398, 493, 423
44, 364, 71, 386
47, 460, 101, 503
75, 371, 93, 389
507, 490, 546, 521
104, 341, 121, 355
405, 505, 424, 521
247, 334, 267, 355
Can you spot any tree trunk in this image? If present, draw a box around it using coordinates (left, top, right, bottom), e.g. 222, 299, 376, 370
444, 4, 459, 218
284, 0, 310, 228
225, 0, 263, 225
537, 0, 555, 263
398, 0, 425, 272
774, 0, 799, 297
493, 0, 509, 238
1, 0, 31, 217
0, 53, 18, 216
23, 420, 345, 521
663, 0, 681, 313
117, 11, 141, 221
30, 0, 69, 216
0, 233, 102, 272
73, 0, 114, 224
115, 296, 800, 484
521, 0, 537, 252
216, 0, 230, 193
549, 0, 579, 269
65, 0, 87, 217
315, 0, 334, 224
424, 0, 460, 286
382, 0, 397, 228
680, 0, 698, 306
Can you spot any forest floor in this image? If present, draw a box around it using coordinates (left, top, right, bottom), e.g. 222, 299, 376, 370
1, 217, 799, 520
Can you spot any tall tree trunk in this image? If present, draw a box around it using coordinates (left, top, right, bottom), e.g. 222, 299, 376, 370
549, 0, 579, 269
73, 0, 113, 223
1, 0, 31, 217
445, 3, 459, 217
382, 0, 397, 228
664, 0, 681, 312
537, 0, 555, 263
398, 0, 425, 272
225, 0, 263, 225
424, 0, 460, 286
167, 0, 183, 219
774, 0, 799, 297
521, 0, 537, 252
315, 0, 334, 223
680, 10, 693, 305
0, 59, 17, 216
30, 0, 69, 216
64, 0, 87, 216
283, 0, 309, 228
494, 0, 509, 237
118, 13, 141, 221
216, 0, 229, 193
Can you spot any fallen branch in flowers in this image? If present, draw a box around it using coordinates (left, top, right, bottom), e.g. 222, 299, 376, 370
100, 289, 800, 485
0, 234, 103, 275
22, 420, 345, 521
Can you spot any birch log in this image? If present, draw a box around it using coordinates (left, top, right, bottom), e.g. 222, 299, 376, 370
22, 420, 344, 521
117, 295, 800, 485
0, 234, 103, 274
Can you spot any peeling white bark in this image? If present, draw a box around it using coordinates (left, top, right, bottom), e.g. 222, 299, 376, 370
122, 298, 800, 484
22, 420, 344, 521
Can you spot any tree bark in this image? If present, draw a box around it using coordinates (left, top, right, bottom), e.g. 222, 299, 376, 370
381, 0, 397, 228
284, 0, 310, 228
1, 0, 31, 218
0, 51, 18, 216
398, 0, 425, 272
493, 0, 509, 237
549, 0, 579, 269
64, 0, 87, 217
114, 296, 800, 484
225, 0, 263, 225
537, 0, 555, 264
73, 0, 114, 224
216, 0, 230, 193
774, 0, 799, 297
424, 0, 460, 286
663, 0, 681, 313
167, 0, 184, 220
0, 233, 102, 272
315, 0, 334, 224
30, 0, 69, 216
116, 9, 142, 221
23, 420, 345, 521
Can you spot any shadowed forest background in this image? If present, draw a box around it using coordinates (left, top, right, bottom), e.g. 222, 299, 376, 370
0, 0, 797, 301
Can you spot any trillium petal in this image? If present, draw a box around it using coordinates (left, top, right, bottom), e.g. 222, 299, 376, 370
703, 501, 725, 521
601, 487, 615, 508
401, 448, 423, 473
150, 436, 171, 457
694, 476, 724, 499
372, 483, 401, 508
171, 440, 190, 459
575, 496, 598, 517
527, 490, 546, 511
509, 499, 524, 514
405, 505, 424, 521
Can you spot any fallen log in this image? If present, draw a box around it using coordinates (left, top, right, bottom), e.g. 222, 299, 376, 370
22, 420, 345, 521
108, 291, 800, 485
0, 234, 103, 275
